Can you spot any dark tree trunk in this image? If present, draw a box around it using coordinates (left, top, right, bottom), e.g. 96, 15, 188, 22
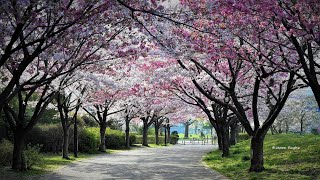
74, 118, 78, 158
312, 87, 320, 108
142, 122, 148, 146
184, 123, 189, 138
230, 123, 238, 145
300, 113, 305, 135
62, 127, 70, 159
155, 126, 159, 145
125, 120, 130, 148
235, 126, 240, 143
285, 121, 289, 134
270, 125, 275, 135
216, 130, 223, 150
230, 129, 236, 145
249, 134, 266, 172
99, 125, 107, 152
221, 124, 230, 157
167, 126, 171, 142
12, 129, 27, 171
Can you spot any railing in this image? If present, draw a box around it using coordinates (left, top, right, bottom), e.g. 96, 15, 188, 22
178, 137, 217, 145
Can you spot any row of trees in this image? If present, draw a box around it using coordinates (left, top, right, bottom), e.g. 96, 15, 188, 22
1, 0, 319, 174
0, 0, 201, 171
115, 0, 320, 172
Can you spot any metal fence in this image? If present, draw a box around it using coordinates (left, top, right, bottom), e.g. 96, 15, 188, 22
178, 137, 217, 145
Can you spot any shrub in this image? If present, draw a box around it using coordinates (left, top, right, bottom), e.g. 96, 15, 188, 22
311, 128, 319, 135
0, 139, 13, 166
105, 128, 125, 149
135, 135, 165, 144
242, 155, 250, 161
170, 134, 179, 144
84, 127, 137, 149
238, 133, 250, 142
25, 144, 42, 169
78, 128, 99, 153
27, 124, 64, 153
82, 116, 98, 127
233, 149, 241, 154
129, 133, 137, 145
171, 131, 178, 135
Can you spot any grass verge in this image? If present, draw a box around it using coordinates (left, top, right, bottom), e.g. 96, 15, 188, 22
204, 133, 320, 180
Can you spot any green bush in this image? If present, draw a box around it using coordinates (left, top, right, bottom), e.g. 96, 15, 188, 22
238, 133, 250, 142
129, 133, 137, 145
82, 116, 98, 127
105, 128, 125, 148
78, 128, 99, 153
241, 155, 250, 161
25, 144, 42, 169
171, 131, 178, 135
84, 127, 137, 149
311, 128, 319, 135
135, 126, 156, 135
135, 135, 165, 144
27, 125, 137, 153
27, 124, 64, 153
0, 139, 13, 166
170, 134, 179, 144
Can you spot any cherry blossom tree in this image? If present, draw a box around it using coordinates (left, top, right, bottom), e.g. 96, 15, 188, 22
0, 0, 135, 170
84, 88, 124, 152
55, 76, 87, 159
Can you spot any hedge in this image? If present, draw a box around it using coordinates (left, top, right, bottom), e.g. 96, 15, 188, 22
238, 133, 251, 142
135, 135, 166, 144
27, 125, 137, 153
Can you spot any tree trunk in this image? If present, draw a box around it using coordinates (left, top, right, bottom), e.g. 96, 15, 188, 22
235, 126, 240, 143
221, 124, 230, 157
300, 114, 305, 135
142, 122, 148, 146
62, 127, 70, 159
307, 81, 320, 109
184, 123, 189, 138
216, 130, 223, 150
229, 123, 238, 145
167, 126, 171, 142
285, 121, 289, 133
74, 119, 78, 158
270, 125, 275, 135
12, 130, 27, 171
125, 120, 130, 148
99, 125, 107, 152
249, 135, 265, 172
155, 126, 159, 145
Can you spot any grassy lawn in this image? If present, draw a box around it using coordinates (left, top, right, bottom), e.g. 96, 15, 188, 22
0, 153, 96, 179
204, 133, 320, 180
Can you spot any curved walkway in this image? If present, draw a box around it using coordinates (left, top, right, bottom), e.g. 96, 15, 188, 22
42, 144, 227, 180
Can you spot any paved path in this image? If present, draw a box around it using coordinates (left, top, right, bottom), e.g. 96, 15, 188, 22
42, 144, 227, 180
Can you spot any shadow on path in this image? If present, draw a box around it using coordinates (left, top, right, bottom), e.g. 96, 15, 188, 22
41, 144, 227, 180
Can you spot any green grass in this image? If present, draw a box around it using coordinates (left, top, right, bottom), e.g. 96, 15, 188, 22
0, 153, 96, 179
204, 133, 320, 180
